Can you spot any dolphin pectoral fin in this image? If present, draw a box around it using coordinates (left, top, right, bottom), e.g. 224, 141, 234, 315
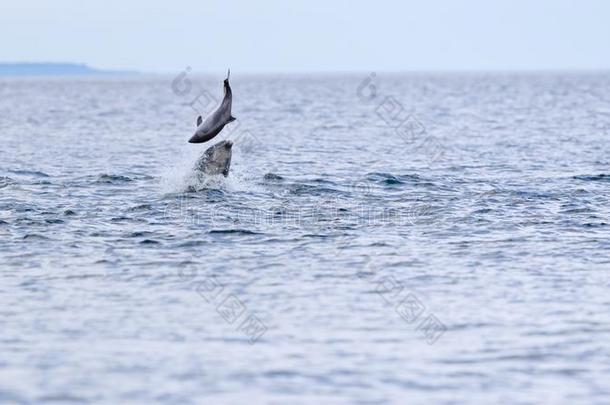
228, 116, 236, 123
226, 69, 230, 80
197, 116, 202, 126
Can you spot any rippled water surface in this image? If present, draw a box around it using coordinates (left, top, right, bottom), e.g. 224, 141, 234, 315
1, 73, 610, 404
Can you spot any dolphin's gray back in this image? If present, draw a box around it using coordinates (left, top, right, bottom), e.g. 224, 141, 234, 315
189, 75, 235, 144
200, 80, 232, 130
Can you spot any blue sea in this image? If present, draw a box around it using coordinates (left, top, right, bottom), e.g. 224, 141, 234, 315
1, 72, 610, 404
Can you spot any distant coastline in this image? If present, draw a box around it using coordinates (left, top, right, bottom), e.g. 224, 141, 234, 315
0, 63, 137, 76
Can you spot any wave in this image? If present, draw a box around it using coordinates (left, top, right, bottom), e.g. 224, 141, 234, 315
573, 174, 610, 182
9, 169, 49, 177
208, 229, 261, 235
96, 174, 133, 184
0, 176, 16, 188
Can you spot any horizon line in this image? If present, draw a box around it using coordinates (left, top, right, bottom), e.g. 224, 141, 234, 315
1, 62, 610, 76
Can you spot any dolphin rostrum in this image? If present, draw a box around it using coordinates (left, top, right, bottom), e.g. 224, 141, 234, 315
194, 140, 233, 177
189, 70, 236, 144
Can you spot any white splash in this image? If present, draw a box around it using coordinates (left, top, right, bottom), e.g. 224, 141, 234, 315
159, 143, 264, 194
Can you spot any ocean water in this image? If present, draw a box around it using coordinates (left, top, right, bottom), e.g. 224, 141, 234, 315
1, 72, 610, 404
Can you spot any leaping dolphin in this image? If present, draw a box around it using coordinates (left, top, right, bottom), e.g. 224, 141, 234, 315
195, 140, 233, 177
189, 70, 236, 144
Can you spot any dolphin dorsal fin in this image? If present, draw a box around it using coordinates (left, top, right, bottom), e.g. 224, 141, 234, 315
197, 116, 202, 126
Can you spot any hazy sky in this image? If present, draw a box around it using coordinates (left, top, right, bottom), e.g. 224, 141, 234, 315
1, 0, 609, 73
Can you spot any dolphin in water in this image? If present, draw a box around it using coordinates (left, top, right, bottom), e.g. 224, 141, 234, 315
189, 70, 236, 144
194, 140, 233, 177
